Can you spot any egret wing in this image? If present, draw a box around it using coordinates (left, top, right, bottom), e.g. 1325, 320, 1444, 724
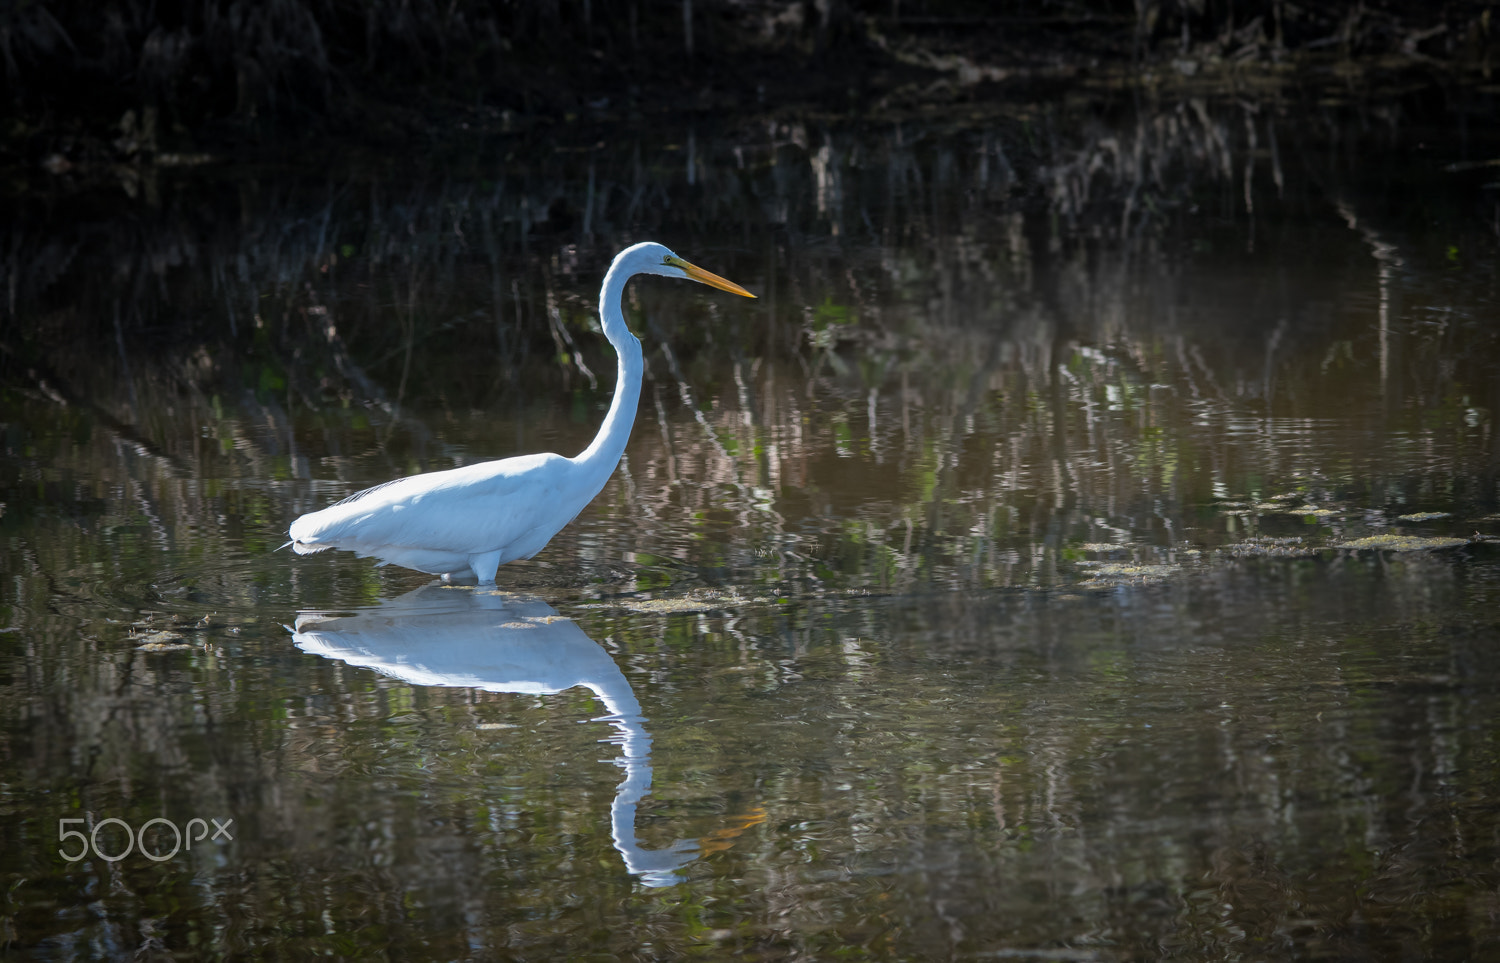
330, 477, 408, 507
290, 454, 571, 559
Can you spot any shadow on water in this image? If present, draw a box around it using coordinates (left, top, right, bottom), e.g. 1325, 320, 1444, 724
291, 585, 704, 887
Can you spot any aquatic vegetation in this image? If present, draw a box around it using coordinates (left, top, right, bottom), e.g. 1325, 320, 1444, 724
1335, 535, 1469, 552
1076, 561, 1183, 587
1222, 537, 1320, 558
575, 589, 769, 614
135, 640, 196, 651
133, 629, 196, 651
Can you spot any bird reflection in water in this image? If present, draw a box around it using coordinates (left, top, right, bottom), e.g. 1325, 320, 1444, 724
289, 584, 725, 887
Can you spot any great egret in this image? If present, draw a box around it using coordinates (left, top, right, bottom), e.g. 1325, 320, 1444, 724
287, 242, 755, 583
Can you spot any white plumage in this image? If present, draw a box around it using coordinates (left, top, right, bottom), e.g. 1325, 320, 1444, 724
287, 242, 755, 583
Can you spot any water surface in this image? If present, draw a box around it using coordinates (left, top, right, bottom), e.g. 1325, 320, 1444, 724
3, 87, 1500, 960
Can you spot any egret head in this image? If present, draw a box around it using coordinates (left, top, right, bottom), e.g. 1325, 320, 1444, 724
619, 242, 756, 298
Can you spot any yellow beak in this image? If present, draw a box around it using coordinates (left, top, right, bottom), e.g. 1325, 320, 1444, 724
668, 256, 757, 298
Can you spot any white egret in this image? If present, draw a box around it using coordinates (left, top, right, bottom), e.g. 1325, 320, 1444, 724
287, 241, 755, 583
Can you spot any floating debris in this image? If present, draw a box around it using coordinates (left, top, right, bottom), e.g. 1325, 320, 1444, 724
1076, 542, 1130, 553
600, 591, 761, 614
135, 630, 187, 645
1222, 536, 1320, 558
621, 597, 734, 614
134, 627, 196, 651
1076, 562, 1180, 587
1285, 505, 1339, 517
1395, 512, 1451, 522
1335, 535, 1468, 552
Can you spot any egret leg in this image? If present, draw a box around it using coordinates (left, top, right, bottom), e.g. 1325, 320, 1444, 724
468, 550, 503, 585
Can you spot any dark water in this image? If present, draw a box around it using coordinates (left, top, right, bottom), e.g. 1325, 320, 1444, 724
3, 86, 1500, 959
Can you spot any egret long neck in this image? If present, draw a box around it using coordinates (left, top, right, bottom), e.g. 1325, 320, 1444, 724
573, 262, 645, 482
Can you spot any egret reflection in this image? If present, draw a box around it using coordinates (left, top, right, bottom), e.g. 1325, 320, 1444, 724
289, 584, 698, 887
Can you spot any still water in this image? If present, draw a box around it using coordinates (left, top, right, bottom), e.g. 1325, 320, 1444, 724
4, 86, 1500, 959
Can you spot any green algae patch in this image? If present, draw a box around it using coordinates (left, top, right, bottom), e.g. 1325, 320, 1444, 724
1285, 505, 1339, 517
1336, 535, 1468, 552
1077, 542, 1131, 553
1395, 512, 1451, 522
1223, 536, 1320, 558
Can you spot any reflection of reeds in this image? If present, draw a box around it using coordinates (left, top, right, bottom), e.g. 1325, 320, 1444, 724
4, 95, 1497, 602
